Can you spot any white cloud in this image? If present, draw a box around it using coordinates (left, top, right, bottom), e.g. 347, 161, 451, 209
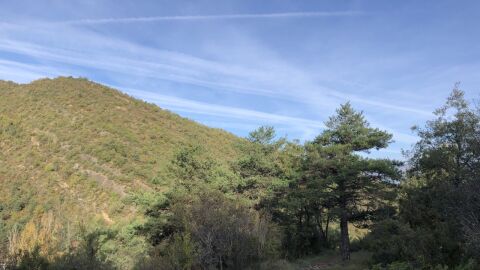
0, 20, 424, 147
61, 11, 362, 25
0, 24, 430, 117
125, 87, 325, 129
116, 85, 419, 144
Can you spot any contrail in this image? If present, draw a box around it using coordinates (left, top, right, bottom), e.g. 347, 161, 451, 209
62, 11, 362, 25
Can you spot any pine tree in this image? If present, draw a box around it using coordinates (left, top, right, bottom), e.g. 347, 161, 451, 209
305, 103, 400, 260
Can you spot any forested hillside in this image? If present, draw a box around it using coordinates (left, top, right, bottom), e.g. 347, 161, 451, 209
0, 77, 245, 268
1, 78, 479, 270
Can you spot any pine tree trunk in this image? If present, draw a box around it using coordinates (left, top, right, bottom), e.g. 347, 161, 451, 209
340, 211, 350, 261
325, 214, 330, 244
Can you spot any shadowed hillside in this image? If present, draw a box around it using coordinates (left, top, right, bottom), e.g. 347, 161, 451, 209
0, 77, 245, 267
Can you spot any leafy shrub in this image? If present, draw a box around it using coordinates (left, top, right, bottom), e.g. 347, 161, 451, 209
140, 189, 279, 269
365, 219, 418, 266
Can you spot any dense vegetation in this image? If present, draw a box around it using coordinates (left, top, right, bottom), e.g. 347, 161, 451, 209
0, 77, 244, 268
1, 78, 479, 269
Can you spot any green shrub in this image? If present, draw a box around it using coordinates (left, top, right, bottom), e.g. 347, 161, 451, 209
140, 189, 280, 270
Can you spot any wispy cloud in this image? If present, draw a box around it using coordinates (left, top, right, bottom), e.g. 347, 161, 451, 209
0, 59, 68, 82
117, 86, 419, 144
0, 19, 423, 148
330, 92, 432, 116
61, 11, 362, 25
125, 87, 326, 129
0, 28, 430, 117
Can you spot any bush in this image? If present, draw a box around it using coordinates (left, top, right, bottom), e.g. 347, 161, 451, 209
6, 229, 116, 270
139, 189, 280, 269
364, 219, 416, 265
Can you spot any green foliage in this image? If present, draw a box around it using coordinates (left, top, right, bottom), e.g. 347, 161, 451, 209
234, 126, 303, 201
163, 233, 197, 270
317, 102, 392, 151
247, 125, 276, 145
139, 189, 279, 270
126, 191, 166, 209
170, 145, 216, 187
409, 86, 480, 186
293, 103, 399, 260
0, 77, 245, 269
3, 77, 480, 270
168, 145, 243, 196
365, 219, 416, 265
368, 87, 480, 268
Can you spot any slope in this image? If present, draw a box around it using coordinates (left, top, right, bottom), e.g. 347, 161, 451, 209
0, 77, 245, 267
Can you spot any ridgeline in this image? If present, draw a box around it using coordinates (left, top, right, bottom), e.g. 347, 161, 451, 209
0, 77, 244, 267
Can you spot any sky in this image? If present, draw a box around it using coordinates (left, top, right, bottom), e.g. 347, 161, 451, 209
1, 0, 480, 159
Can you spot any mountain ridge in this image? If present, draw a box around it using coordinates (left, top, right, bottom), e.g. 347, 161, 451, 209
0, 77, 246, 267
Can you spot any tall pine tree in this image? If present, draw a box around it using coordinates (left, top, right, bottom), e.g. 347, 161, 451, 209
305, 103, 400, 260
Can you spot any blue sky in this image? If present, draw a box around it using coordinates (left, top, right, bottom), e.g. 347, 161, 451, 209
1, 0, 479, 159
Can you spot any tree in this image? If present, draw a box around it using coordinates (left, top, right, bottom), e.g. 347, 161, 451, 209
264, 173, 335, 258
139, 190, 278, 270
235, 126, 302, 203
169, 145, 240, 195
398, 87, 480, 267
139, 139, 282, 269
305, 103, 400, 261
368, 87, 480, 268
247, 125, 276, 145
169, 145, 216, 190
409, 85, 480, 186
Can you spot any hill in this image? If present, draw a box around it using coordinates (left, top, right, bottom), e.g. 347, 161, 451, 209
0, 77, 245, 267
